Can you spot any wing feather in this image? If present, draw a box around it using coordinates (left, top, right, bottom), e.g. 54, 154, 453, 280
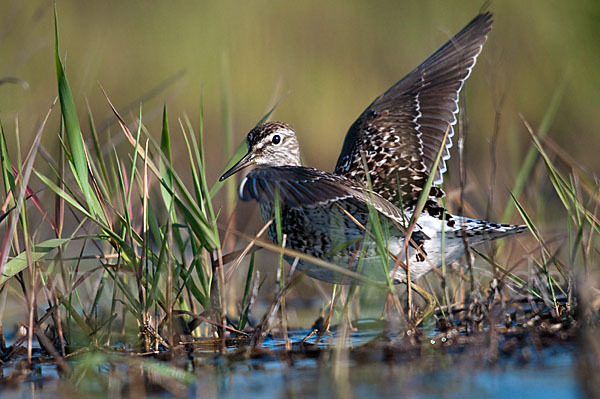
241, 166, 409, 224
334, 12, 493, 207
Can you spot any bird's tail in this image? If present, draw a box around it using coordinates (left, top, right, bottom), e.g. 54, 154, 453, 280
449, 216, 528, 244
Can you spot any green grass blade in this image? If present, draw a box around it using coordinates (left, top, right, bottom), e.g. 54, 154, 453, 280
159, 105, 175, 214
209, 141, 246, 198
86, 100, 110, 192
35, 171, 92, 220
1, 238, 71, 284
54, 7, 105, 223
209, 92, 288, 199
179, 117, 206, 216
254, 93, 289, 127
238, 252, 256, 330
102, 94, 220, 250
0, 120, 16, 198
501, 77, 567, 223
471, 248, 542, 299
0, 101, 55, 275
221, 54, 236, 214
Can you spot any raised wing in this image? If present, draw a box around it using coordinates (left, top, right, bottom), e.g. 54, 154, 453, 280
334, 12, 493, 207
240, 166, 407, 224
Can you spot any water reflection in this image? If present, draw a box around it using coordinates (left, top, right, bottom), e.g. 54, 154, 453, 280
0, 327, 582, 399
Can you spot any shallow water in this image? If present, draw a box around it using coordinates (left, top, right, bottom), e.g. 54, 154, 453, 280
0, 326, 582, 399
208, 351, 578, 399
208, 328, 581, 399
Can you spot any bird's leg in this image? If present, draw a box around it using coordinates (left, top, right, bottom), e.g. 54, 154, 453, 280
301, 315, 324, 344
407, 281, 436, 328
303, 285, 339, 345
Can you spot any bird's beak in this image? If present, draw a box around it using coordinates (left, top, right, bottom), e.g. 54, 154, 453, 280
219, 150, 255, 181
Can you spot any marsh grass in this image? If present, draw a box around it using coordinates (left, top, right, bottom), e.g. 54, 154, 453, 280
0, 8, 597, 397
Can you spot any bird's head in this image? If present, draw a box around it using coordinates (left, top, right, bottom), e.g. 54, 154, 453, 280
219, 121, 301, 181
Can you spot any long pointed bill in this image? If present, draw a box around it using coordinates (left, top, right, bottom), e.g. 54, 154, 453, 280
219, 150, 255, 181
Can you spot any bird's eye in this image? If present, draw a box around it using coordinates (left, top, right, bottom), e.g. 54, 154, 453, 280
272, 134, 281, 145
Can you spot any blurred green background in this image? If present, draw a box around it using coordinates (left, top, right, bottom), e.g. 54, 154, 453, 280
1, 0, 599, 234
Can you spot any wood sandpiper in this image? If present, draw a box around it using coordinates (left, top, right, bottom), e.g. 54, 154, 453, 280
220, 12, 526, 289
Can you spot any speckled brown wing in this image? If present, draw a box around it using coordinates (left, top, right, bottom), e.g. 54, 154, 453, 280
334, 12, 493, 207
240, 166, 408, 224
